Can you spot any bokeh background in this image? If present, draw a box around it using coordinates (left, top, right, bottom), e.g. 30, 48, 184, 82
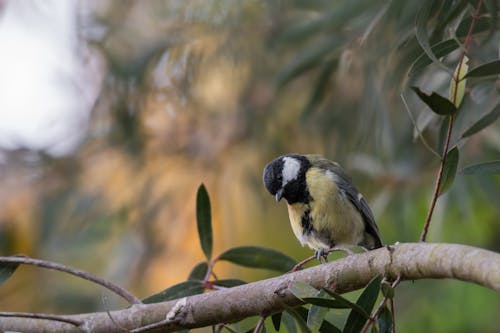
0, 1, 498, 332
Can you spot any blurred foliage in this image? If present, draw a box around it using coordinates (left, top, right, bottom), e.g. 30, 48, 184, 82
0, 0, 498, 331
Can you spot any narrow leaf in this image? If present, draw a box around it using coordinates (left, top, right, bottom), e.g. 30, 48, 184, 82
464, 60, 500, 78
415, 2, 452, 75
223, 325, 241, 333
143, 280, 204, 304
409, 39, 459, 76
212, 279, 247, 287
322, 288, 369, 318
462, 161, 500, 175
277, 39, 342, 88
282, 311, 298, 333
456, 15, 492, 38
412, 87, 457, 115
303, 296, 351, 309
439, 147, 459, 196
196, 184, 213, 260
188, 262, 208, 280
319, 320, 342, 333
218, 246, 297, 272
450, 56, 469, 107
307, 290, 330, 331
289, 281, 319, 299
461, 101, 500, 137
0, 262, 20, 285
286, 308, 312, 333
343, 275, 382, 333
271, 312, 282, 331
377, 306, 393, 333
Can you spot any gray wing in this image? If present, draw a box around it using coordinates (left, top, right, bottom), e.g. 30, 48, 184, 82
310, 156, 383, 248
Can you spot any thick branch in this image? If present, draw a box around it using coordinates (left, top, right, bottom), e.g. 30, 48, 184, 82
1, 243, 498, 333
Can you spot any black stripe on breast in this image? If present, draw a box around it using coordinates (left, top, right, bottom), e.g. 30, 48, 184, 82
301, 208, 313, 235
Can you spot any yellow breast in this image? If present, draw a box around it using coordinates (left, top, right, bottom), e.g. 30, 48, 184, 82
286, 167, 366, 250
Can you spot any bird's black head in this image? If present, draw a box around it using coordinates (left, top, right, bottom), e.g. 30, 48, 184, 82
263, 154, 311, 204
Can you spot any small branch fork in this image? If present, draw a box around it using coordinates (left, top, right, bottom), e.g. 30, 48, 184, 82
420, 0, 483, 242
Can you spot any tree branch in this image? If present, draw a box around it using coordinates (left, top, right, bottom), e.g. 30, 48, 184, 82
0, 243, 498, 333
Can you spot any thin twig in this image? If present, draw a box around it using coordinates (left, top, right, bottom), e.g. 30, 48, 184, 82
390, 297, 396, 333
0, 312, 82, 326
420, 0, 483, 242
253, 316, 267, 333
0, 256, 141, 305
401, 93, 440, 159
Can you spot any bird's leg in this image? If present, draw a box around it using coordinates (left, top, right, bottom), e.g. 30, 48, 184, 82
315, 249, 329, 263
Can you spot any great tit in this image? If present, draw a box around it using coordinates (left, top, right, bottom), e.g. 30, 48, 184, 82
263, 154, 383, 259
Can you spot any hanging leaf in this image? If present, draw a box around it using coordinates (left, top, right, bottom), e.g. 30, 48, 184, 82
218, 246, 297, 272
377, 306, 393, 333
319, 320, 341, 333
462, 161, 500, 175
439, 147, 459, 196
343, 275, 382, 333
415, 2, 452, 75
412, 87, 457, 115
289, 281, 319, 299
464, 60, 500, 78
408, 39, 459, 76
276, 38, 342, 88
307, 289, 330, 331
322, 288, 369, 318
449, 55, 469, 107
461, 101, 500, 137
282, 311, 298, 333
285, 307, 312, 333
0, 262, 20, 285
196, 184, 213, 260
143, 280, 204, 304
271, 312, 282, 331
188, 262, 208, 281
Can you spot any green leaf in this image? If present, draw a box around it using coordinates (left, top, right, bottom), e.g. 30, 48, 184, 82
464, 60, 500, 79
322, 288, 369, 318
456, 15, 492, 38
286, 308, 312, 333
218, 246, 297, 272
461, 101, 500, 137
303, 57, 339, 117
377, 306, 393, 333
271, 312, 282, 331
343, 275, 382, 333
450, 56, 469, 107
289, 281, 319, 299
188, 262, 208, 281
319, 320, 342, 333
212, 279, 247, 287
0, 262, 20, 285
462, 161, 500, 175
276, 38, 342, 88
307, 290, 330, 331
196, 184, 213, 260
303, 296, 352, 309
223, 325, 241, 333
415, 2, 452, 75
412, 87, 457, 116
439, 147, 459, 196
282, 311, 298, 333
142, 280, 204, 304
409, 39, 459, 76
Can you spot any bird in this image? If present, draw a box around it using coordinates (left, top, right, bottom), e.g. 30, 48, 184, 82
263, 153, 383, 260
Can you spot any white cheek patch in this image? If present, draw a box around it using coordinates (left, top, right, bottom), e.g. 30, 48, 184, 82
282, 157, 301, 185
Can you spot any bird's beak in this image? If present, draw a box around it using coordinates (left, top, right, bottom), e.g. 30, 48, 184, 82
275, 188, 284, 202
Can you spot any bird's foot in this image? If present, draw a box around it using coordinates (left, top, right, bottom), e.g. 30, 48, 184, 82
315, 249, 329, 263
